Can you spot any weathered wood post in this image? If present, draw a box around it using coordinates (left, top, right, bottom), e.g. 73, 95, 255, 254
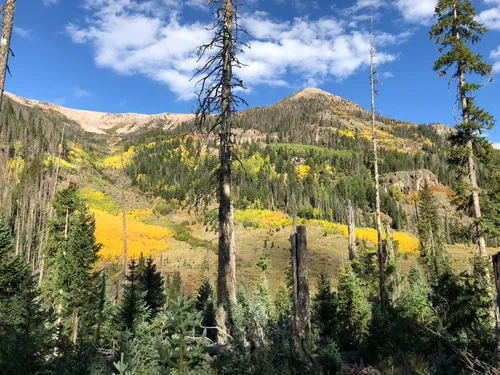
492, 252, 500, 362
347, 199, 357, 260
291, 225, 312, 365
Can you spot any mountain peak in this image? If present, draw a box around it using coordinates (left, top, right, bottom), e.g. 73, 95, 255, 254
287, 87, 337, 101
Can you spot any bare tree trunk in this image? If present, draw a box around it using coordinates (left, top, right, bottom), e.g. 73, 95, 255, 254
14, 205, 20, 255
291, 226, 312, 364
72, 311, 79, 345
121, 143, 128, 277
0, 0, 15, 107
370, 20, 386, 311
492, 252, 500, 362
38, 126, 65, 286
347, 199, 357, 260
64, 208, 69, 240
217, 0, 236, 316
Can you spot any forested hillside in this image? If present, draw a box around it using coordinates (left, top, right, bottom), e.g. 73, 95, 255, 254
2, 0, 500, 373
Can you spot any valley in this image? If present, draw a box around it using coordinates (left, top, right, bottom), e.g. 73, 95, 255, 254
4, 88, 492, 294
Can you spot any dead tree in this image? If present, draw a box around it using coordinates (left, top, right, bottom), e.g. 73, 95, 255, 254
193, 0, 247, 324
493, 252, 500, 362
0, 0, 15, 107
347, 199, 357, 260
291, 225, 313, 365
120, 141, 128, 277
370, 17, 387, 311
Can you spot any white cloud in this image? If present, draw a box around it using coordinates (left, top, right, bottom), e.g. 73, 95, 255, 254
348, 0, 386, 13
74, 86, 91, 98
491, 47, 500, 73
67, 0, 405, 100
13, 26, 31, 38
42, 0, 59, 6
493, 142, 500, 150
477, 5, 500, 31
381, 71, 394, 79
395, 0, 437, 24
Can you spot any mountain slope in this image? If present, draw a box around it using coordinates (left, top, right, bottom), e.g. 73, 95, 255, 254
5, 92, 194, 135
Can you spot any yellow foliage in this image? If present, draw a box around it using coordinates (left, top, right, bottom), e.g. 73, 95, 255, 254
295, 165, 311, 180
44, 154, 79, 170
93, 209, 173, 260
102, 147, 135, 169
338, 129, 355, 139
126, 209, 153, 222
236, 209, 419, 253
235, 209, 293, 229
423, 139, 434, 148
79, 188, 120, 214
7, 158, 24, 182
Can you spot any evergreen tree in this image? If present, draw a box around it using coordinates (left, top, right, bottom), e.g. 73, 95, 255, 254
138, 256, 165, 318
397, 268, 435, 323
117, 258, 149, 332
195, 276, 216, 342
43, 185, 101, 344
311, 272, 337, 340
418, 182, 449, 282
336, 263, 372, 351
430, 0, 495, 257
0, 215, 53, 374
167, 271, 183, 302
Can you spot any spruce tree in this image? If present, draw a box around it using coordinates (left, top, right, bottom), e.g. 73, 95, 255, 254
195, 276, 216, 342
43, 185, 101, 344
167, 271, 183, 302
117, 258, 148, 332
418, 182, 449, 282
336, 264, 372, 351
138, 256, 165, 318
430, 0, 495, 257
311, 272, 337, 341
0, 215, 53, 373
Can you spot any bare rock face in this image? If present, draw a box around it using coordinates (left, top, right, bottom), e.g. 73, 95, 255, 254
430, 123, 456, 137
384, 169, 439, 194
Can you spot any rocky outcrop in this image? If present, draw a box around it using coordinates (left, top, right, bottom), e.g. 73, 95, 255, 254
384, 169, 439, 194
430, 123, 456, 137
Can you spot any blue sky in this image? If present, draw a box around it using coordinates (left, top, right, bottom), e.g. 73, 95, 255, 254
8, 0, 500, 144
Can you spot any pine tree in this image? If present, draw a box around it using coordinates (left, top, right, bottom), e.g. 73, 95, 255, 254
167, 271, 183, 302
311, 272, 338, 340
0, 215, 53, 373
195, 276, 216, 342
43, 185, 101, 344
117, 258, 149, 332
418, 182, 449, 282
336, 263, 372, 351
430, 0, 495, 257
138, 256, 165, 318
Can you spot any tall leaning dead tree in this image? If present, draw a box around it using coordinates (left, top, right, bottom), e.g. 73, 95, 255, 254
370, 19, 387, 311
194, 0, 247, 322
0, 0, 16, 107
430, 0, 494, 258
